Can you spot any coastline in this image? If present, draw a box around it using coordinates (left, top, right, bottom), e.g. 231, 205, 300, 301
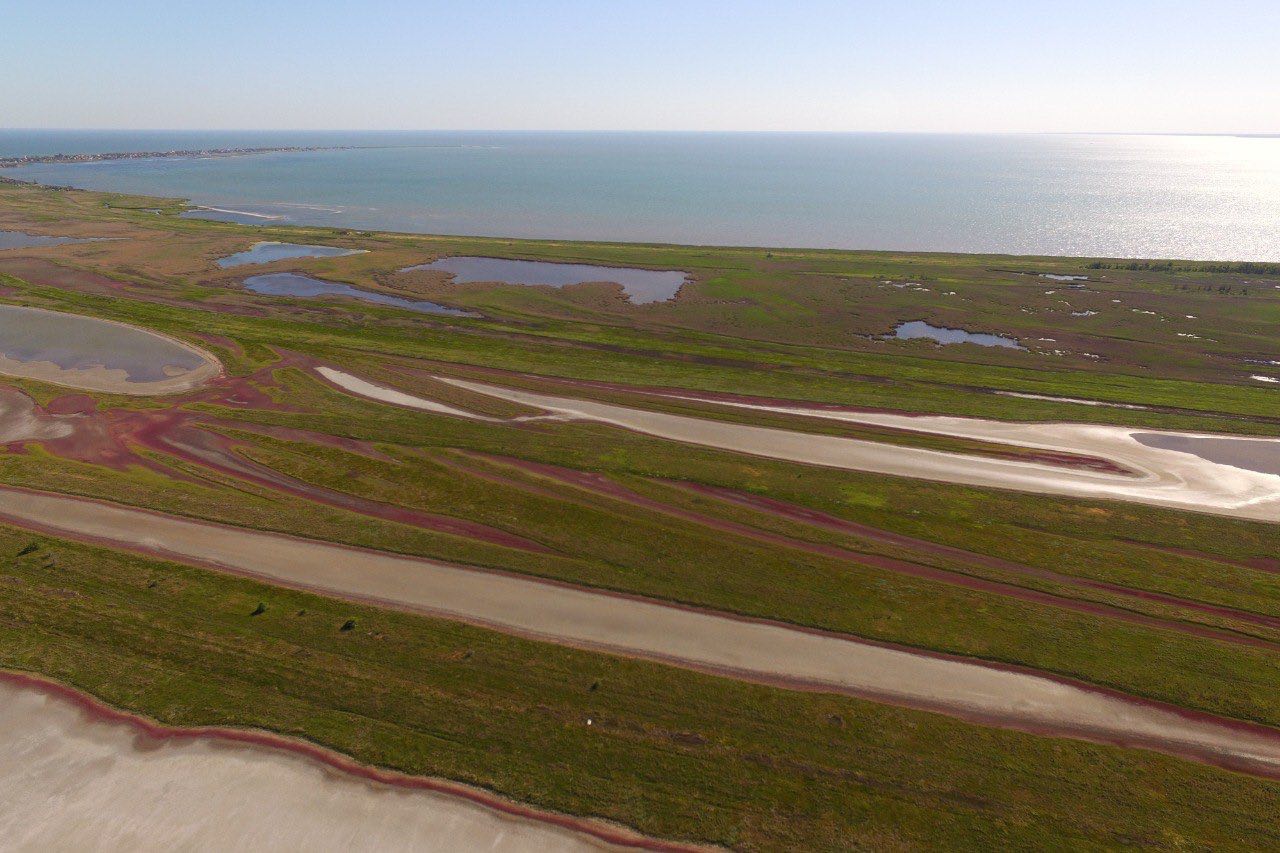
0, 145, 342, 170
4, 131, 1279, 261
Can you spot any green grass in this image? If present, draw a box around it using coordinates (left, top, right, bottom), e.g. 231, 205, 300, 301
1, 180, 1279, 849
4, 526, 1279, 851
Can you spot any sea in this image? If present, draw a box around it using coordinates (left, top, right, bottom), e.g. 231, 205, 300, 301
3, 130, 1278, 261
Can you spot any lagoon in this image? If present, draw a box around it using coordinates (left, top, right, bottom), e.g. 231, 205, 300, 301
0, 305, 219, 393
0, 230, 87, 250
404, 256, 688, 304
242, 273, 475, 316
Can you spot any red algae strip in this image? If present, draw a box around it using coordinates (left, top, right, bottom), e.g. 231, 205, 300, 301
461, 454, 1280, 650
1, 486, 1279, 780
0, 672, 685, 852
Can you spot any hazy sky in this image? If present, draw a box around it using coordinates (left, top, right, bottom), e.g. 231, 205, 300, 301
5, 0, 1278, 133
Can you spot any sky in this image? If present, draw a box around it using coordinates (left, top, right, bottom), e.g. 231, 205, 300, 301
5, 0, 1279, 134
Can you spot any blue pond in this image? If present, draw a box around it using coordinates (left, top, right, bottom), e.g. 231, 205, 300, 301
404, 256, 688, 305
891, 320, 1023, 349
217, 241, 364, 268
242, 273, 475, 317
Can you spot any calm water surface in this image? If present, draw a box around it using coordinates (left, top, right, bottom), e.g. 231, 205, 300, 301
406, 256, 688, 304
0, 230, 87, 250
1134, 434, 1280, 476
242, 273, 474, 316
4, 131, 1280, 260
891, 320, 1024, 349
0, 306, 208, 381
217, 241, 364, 268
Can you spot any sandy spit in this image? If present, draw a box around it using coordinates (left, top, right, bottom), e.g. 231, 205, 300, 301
0, 486, 1278, 779
425, 376, 1280, 523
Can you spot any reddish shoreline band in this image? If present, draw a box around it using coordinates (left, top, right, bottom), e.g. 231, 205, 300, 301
0, 669, 704, 852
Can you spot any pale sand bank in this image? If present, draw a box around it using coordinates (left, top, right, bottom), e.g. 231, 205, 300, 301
0, 487, 1277, 778
0, 676, 638, 852
425, 376, 1280, 523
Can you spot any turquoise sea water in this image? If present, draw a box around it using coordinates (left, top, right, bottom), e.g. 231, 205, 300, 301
3, 131, 1279, 260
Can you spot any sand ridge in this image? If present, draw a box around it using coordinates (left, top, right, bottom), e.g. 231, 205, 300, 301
422, 375, 1280, 522
0, 485, 1278, 780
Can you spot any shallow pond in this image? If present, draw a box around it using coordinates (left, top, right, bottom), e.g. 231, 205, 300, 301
0, 230, 88, 250
403, 256, 689, 304
0, 305, 218, 393
890, 320, 1024, 349
217, 241, 365, 268
243, 273, 475, 316
1134, 433, 1280, 476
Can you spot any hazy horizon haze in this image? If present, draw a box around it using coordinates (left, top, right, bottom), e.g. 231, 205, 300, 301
6, 1, 1279, 135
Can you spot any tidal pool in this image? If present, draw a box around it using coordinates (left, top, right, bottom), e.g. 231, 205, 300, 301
243, 273, 475, 316
890, 320, 1024, 349
403, 256, 689, 304
1134, 433, 1280, 477
0, 230, 89, 250
217, 241, 366, 268
0, 305, 220, 394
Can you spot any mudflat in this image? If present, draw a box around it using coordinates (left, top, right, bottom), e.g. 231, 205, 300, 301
0, 677, 621, 852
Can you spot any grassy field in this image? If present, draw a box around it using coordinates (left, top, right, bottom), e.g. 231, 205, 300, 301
4, 526, 1280, 851
0, 178, 1278, 848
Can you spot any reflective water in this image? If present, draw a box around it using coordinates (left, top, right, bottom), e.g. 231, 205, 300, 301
1134, 433, 1280, 476
242, 273, 475, 316
217, 241, 364, 268
890, 320, 1024, 349
404, 256, 687, 304
5, 131, 1279, 260
0, 305, 209, 381
0, 230, 86, 250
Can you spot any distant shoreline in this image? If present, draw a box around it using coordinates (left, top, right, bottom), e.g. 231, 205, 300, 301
0, 146, 340, 170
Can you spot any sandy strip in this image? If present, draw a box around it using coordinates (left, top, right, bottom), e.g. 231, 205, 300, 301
317, 365, 499, 420
0, 674, 653, 852
424, 377, 1280, 523
0, 486, 1278, 779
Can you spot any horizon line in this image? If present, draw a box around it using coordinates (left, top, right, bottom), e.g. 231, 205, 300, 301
3, 127, 1278, 139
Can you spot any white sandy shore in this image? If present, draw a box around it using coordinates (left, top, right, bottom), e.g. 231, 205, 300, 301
0, 486, 1277, 776
420, 376, 1280, 523
316, 366, 499, 420
0, 680, 615, 852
